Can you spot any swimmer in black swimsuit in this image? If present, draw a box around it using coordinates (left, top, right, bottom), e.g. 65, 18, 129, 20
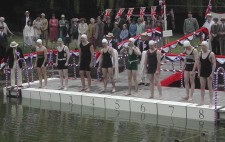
78, 34, 94, 92
182, 41, 198, 102
144, 40, 162, 99
98, 39, 116, 93
34, 39, 48, 88
198, 41, 216, 107
55, 38, 70, 90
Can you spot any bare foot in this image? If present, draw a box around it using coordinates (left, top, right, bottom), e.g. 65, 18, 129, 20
133, 92, 139, 97
111, 88, 116, 93
197, 103, 204, 106
209, 103, 213, 108
158, 95, 163, 100
125, 93, 131, 96
79, 88, 86, 92
182, 96, 189, 100
99, 89, 106, 94
43, 86, 47, 89
85, 88, 90, 92
63, 87, 68, 90
188, 98, 193, 102
149, 95, 154, 99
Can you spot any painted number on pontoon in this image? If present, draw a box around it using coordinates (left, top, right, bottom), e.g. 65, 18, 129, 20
169, 105, 174, 116
115, 100, 120, 110
141, 103, 146, 113
199, 109, 204, 119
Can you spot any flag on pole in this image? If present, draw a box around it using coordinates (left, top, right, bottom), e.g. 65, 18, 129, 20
151, 6, 157, 20
140, 7, 146, 21
115, 8, 125, 19
205, 0, 213, 18
103, 9, 112, 21
127, 8, 134, 21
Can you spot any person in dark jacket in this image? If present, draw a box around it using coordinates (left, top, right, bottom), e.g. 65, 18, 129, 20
0, 26, 8, 61
106, 33, 118, 51
4, 41, 24, 88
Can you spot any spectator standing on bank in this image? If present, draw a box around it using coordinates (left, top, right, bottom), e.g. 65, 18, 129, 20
0, 26, 8, 61
40, 13, 48, 47
203, 14, 214, 50
33, 15, 41, 41
78, 18, 88, 46
210, 17, 220, 55
136, 18, 145, 35
88, 18, 95, 45
120, 24, 129, 41
49, 13, 59, 49
70, 18, 79, 49
23, 20, 34, 50
0, 17, 14, 36
59, 14, 67, 38
112, 22, 121, 43
218, 17, 225, 55
104, 17, 113, 35
94, 16, 105, 47
183, 11, 199, 35
129, 19, 137, 37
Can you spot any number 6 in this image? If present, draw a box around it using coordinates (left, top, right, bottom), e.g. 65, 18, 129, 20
141, 103, 146, 113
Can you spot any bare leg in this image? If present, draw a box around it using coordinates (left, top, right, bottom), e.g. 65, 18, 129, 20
37, 68, 42, 88
183, 71, 190, 100
85, 71, 91, 92
63, 69, 68, 90
127, 70, 132, 95
189, 71, 195, 101
108, 68, 116, 92
42, 67, 47, 88
207, 77, 214, 107
101, 68, 108, 92
79, 70, 85, 91
132, 70, 138, 94
148, 74, 154, 98
200, 77, 206, 105
154, 73, 162, 98
59, 70, 64, 89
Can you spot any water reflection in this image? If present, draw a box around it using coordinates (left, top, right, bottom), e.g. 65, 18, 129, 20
0, 96, 224, 142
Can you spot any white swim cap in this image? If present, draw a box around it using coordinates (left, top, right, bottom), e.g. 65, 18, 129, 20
102, 39, 108, 43
149, 40, 156, 46
81, 34, 87, 40
36, 39, 42, 44
199, 41, 208, 47
183, 40, 191, 47
129, 38, 135, 43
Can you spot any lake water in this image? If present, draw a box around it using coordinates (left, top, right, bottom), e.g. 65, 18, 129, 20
0, 92, 225, 142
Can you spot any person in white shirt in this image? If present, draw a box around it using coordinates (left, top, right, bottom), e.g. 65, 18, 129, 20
202, 13, 215, 50
24, 20, 34, 50
0, 17, 14, 36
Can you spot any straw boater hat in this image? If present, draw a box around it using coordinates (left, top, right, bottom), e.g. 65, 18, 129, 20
41, 13, 45, 16
206, 13, 212, 17
72, 18, 79, 22
106, 33, 114, 38
25, 11, 29, 14
10, 41, 19, 48
61, 14, 65, 18
141, 32, 148, 36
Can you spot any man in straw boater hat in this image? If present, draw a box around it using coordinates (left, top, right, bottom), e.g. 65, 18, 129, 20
106, 32, 118, 51
4, 41, 24, 89
198, 41, 216, 108
182, 40, 198, 102
218, 17, 225, 55
120, 38, 141, 96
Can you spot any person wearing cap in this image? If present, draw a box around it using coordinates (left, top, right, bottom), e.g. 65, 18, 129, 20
98, 38, 116, 93
0, 26, 8, 61
22, 11, 32, 30
87, 18, 95, 45
4, 41, 24, 88
203, 13, 215, 50
0, 17, 14, 36
94, 16, 105, 47
78, 34, 94, 92
182, 40, 198, 101
198, 41, 216, 107
106, 33, 118, 51
120, 24, 129, 41
33, 15, 42, 41
112, 22, 121, 43
144, 40, 162, 99
49, 14, 59, 48
218, 17, 225, 55
55, 38, 70, 90
129, 19, 137, 37
35, 39, 48, 88
59, 14, 68, 39
183, 11, 199, 35
40, 13, 48, 47
70, 18, 79, 49
210, 17, 220, 55
120, 38, 141, 96
136, 18, 145, 35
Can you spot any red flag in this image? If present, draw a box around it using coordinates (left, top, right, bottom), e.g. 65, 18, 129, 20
127, 8, 134, 21
115, 8, 125, 19
140, 7, 146, 21
103, 9, 112, 21
205, 0, 213, 18
151, 6, 157, 20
